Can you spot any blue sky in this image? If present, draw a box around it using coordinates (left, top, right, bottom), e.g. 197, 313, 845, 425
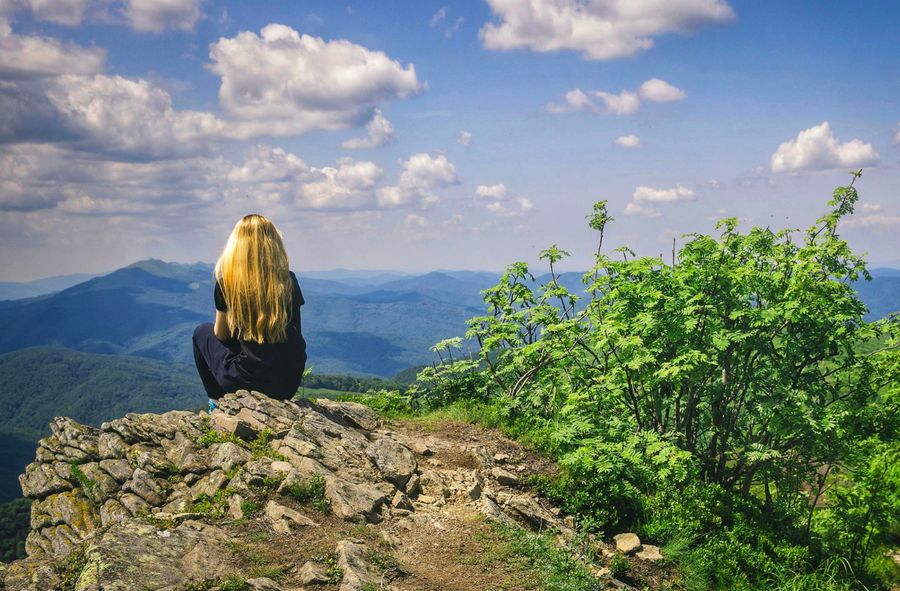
1, 0, 898, 280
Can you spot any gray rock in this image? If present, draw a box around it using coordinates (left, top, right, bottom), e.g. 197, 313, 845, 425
100, 499, 130, 527
365, 437, 418, 489
297, 560, 330, 585
19, 462, 73, 499
391, 491, 414, 511
228, 493, 245, 519
118, 492, 150, 516
326, 477, 389, 523
210, 442, 251, 472
246, 577, 282, 590
99, 459, 133, 483
636, 544, 663, 561
123, 468, 166, 506
264, 500, 318, 528
336, 539, 381, 591
209, 411, 257, 440
98, 431, 129, 460
491, 466, 520, 487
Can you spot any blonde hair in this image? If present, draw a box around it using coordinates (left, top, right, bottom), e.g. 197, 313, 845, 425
214, 214, 292, 344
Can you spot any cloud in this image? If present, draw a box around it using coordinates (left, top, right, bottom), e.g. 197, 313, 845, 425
842, 212, 900, 229
457, 130, 472, 146
893, 122, 900, 145
42, 74, 227, 159
208, 24, 424, 137
0, 26, 106, 78
624, 202, 661, 218
342, 108, 397, 149
770, 121, 879, 174
633, 184, 695, 203
638, 78, 686, 102
429, 6, 447, 27
429, 6, 463, 38
475, 182, 534, 216
15, 0, 89, 26
547, 79, 685, 115
615, 134, 642, 148
377, 153, 459, 207
475, 183, 508, 200
124, 0, 203, 33
480, 0, 735, 60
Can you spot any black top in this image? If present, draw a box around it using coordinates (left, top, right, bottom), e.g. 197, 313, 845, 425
214, 271, 307, 378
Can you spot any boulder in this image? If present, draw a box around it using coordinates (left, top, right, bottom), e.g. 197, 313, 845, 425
365, 437, 418, 489
613, 532, 642, 555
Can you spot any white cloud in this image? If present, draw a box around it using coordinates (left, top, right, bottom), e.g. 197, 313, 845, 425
457, 130, 472, 146
124, 0, 203, 32
475, 183, 508, 200
43, 74, 226, 159
893, 122, 900, 145
480, 0, 735, 61
842, 213, 900, 229
624, 202, 661, 218
20, 0, 88, 26
208, 24, 424, 137
226, 144, 312, 184
615, 134, 642, 148
444, 16, 464, 38
377, 153, 459, 207
633, 184, 695, 203
859, 203, 882, 213
770, 121, 879, 174
475, 182, 533, 216
342, 108, 397, 149
297, 158, 384, 210
638, 78, 686, 102
0, 26, 106, 78
547, 79, 684, 115
429, 6, 447, 27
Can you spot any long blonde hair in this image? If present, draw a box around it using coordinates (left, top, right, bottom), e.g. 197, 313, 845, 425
214, 214, 292, 344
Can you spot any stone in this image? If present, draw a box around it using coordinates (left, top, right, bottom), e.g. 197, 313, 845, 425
336, 539, 381, 591
613, 532, 642, 555
418, 470, 450, 499
19, 463, 72, 499
210, 411, 257, 440
297, 560, 330, 585
123, 468, 166, 506
246, 577, 282, 590
97, 431, 128, 459
493, 452, 511, 463
405, 473, 421, 496
100, 499, 130, 527
264, 500, 319, 528
491, 466, 519, 487
411, 442, 433, 456
228, 494, 245, 519
326, 477, 389, 523
636, 544, 663, 561
365, 437, 418, 489
211, 442, 251, 472
315, 399, 380, 431
467, 474, 484, 501
99, 459, 133, 483
119, 492, 150, 516
391, 491, 414, 511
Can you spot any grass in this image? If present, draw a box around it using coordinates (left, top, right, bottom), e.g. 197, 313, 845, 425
281, 473, 329, 513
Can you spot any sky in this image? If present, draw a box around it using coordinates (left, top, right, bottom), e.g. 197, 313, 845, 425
0, 0, 898, 281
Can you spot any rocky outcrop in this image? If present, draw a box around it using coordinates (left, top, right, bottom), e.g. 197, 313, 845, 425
3, 390, 577, 591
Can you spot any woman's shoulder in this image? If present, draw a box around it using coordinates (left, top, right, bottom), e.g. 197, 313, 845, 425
288, 270, 304, 306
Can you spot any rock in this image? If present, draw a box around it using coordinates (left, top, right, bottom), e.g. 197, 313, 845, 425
211, 442, 251, 472
493, 452, 510, 463
99, 458, 133, 483
418, 470, 450, 500
99, 499, 130, 527
405, 473, 421, 496
98, 431, 129, 459
636, 544, 663, 561
336, 539, 381, 591
118, 492, 150, 516
228, 493, 245, 519
466, 473, 484, 501
365, 437, 418, 489
613, 532, 642, 555
19, 463, 72, 499
246, 576, 282, 590
297, 560, 330, 585
411, 442, 433, 456
210, 411, 258, 440
123, 468, 166, 506
315, 399, 380, 431
264, 500, 318, 528
392, 491, 414, 511
491, 466, 520, 487
326, 477, 389, 523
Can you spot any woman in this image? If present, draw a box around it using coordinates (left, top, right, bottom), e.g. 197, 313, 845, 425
192, 214, 307, 410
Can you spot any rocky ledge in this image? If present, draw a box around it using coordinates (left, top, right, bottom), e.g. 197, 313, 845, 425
1, 391, 584, 591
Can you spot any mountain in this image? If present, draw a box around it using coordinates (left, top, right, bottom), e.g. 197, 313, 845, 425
0, 259, 489, 377
0, 272, 99, 301
858, 268, 900, 321
0, 346, 203, 502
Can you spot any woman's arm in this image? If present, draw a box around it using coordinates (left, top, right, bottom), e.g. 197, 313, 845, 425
214, 310, 232, 342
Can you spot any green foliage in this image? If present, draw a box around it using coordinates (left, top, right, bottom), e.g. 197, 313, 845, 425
57, 544, 89, 591
196, 428, 244, 448
191, 489, 232, 519
217, 577, 248, 591
298, 372, 403, 395
69, 462, 98, 507
282, 474, 329, 513
249, 428, 286, 460
609, 553, 629, 578
0, 497, 30, 562
415, 177, 900, 590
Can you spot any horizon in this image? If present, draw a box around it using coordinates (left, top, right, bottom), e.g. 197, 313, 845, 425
1, 1, 899, 281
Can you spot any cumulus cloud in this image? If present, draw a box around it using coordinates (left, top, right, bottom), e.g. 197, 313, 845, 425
615, 135, 642, 148
624, 202, 661, 218
16, 0, 88, 26
377, 153, 459, 207
638, 78, 686, 102
457, 130, 472, 146
475, 182, 534, 216
43, 74, 227, 159
208, 24, 424, 137
124, 0, 203, 33
342, 109, 397, 149
0, 26, 106, 78
547, 79, 685, 115
770, 121, 879, 174
842, 212, 900, 229
480, 0, 735, 60
633, 184, 695, 203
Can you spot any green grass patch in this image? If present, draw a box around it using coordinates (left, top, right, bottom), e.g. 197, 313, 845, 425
281, 474, 329, 513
